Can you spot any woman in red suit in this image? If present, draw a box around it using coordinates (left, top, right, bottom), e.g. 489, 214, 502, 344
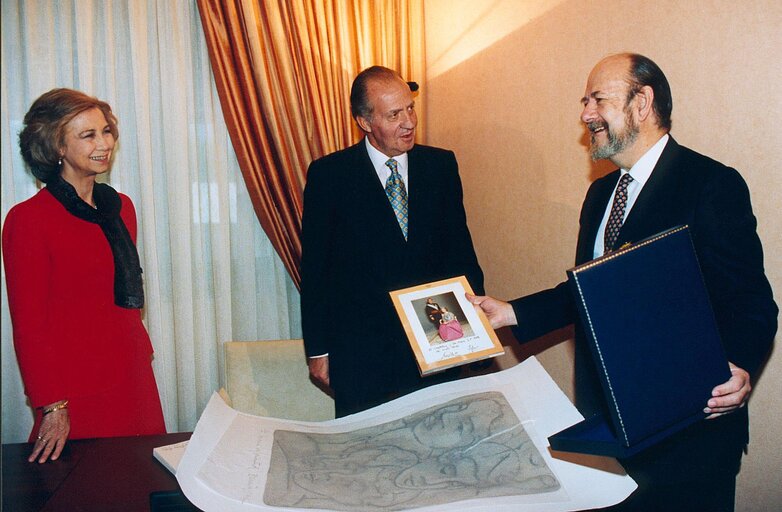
2, 89, 165, 463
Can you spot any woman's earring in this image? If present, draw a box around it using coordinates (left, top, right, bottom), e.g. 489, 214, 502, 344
58, 158, 62, 166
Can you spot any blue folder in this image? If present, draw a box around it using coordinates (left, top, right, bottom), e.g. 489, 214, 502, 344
548, 225, 731, 458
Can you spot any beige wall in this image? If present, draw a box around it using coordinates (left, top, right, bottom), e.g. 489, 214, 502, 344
424, 1, 781, 510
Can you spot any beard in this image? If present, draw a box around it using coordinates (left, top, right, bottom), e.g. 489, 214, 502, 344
589, 113, 639, 161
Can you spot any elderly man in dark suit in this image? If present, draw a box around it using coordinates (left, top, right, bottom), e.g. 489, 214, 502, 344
469, 53, 776, 511
301, 66, 484, 418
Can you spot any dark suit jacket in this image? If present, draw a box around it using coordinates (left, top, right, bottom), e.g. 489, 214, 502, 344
510, 137, 777, 482
300, 141, 484, 415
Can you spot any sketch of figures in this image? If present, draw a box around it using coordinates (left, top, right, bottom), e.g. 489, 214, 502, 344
264, 392, 560, 510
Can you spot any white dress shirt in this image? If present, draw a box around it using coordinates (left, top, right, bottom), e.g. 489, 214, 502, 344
365, 137, 410, 193
593, 134, 669, 258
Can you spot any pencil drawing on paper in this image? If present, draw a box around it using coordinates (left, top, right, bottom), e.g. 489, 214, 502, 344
264, 391, 560, 510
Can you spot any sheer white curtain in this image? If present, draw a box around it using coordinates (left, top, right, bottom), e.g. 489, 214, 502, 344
1, 0, 301, 443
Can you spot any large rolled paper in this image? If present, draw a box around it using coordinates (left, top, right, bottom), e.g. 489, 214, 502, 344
176, 357, 637, 511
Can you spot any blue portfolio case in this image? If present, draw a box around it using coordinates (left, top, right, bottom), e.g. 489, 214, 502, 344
548, 225, 731, 458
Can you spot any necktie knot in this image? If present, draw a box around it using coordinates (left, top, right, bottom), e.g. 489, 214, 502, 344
617, 172, 634, 189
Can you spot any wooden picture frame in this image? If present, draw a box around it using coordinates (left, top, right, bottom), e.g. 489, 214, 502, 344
389, 276, 504, 376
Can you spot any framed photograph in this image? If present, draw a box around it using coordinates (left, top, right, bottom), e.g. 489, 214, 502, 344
389, 276, 505, 376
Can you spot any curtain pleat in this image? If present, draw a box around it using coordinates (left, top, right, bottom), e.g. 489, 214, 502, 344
196, 0, 426, 288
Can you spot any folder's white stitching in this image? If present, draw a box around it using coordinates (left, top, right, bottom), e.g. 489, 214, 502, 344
574, 225, 688, 273
572, 274, 629, 445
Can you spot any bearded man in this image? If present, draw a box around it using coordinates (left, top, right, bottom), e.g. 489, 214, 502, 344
468, 53, 776, 511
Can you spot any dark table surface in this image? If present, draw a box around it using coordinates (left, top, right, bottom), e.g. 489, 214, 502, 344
2, 431, 195, 512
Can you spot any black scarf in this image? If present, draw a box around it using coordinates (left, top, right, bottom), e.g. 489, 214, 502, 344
47, 176, 145, 309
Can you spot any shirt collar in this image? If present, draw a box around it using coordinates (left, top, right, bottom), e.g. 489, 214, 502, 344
622, 133, 669, 186
364, 137, 409, 176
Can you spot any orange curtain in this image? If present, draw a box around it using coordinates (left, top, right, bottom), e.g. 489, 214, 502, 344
196, 0, 425, 288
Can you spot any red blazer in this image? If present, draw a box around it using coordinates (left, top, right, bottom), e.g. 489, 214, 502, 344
3, 188, 154, 408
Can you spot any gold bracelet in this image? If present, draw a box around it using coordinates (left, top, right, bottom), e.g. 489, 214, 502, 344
43, 400, 69, 415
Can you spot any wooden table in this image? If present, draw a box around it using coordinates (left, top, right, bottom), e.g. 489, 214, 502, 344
2, 432, 197, 511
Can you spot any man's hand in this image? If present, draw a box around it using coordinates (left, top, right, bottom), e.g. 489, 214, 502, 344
29, 406, 70, 463
465, 293, 517, 329
705, 362, 751, 419
308, 356, 330, 388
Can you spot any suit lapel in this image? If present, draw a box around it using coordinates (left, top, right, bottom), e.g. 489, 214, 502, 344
616, 137, 681, 246
406, 146, 424, 242
352, 142, 409, 244
577, 173, 618, 264
578, 137, 683, 260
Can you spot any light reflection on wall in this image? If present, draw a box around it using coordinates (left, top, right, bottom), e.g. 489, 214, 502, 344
424, 0, 566, 79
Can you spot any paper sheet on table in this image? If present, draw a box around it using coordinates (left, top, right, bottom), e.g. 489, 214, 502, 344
153, 440, 189, 474
177, 356, 636, 511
